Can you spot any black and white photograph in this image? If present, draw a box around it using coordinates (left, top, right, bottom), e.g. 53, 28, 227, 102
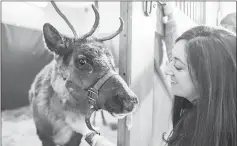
1, 1, 236, 146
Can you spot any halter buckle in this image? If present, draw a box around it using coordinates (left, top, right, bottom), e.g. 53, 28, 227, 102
87, 88, 98, 106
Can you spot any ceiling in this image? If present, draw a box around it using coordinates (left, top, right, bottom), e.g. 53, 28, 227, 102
25, 2, 94, 8
2, 2, 95, 30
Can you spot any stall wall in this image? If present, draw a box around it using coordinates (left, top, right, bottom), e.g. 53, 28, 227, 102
1, 23, 52, 110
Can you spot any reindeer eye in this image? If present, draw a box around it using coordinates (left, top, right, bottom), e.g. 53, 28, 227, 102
76, 58, 87, 66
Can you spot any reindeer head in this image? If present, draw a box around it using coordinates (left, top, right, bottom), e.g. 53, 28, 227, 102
43, 2, 139, 119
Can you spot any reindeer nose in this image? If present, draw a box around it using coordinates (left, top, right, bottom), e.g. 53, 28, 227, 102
118, 91, 139, 113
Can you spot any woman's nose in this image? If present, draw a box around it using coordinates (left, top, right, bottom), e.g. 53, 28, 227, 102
164, 62, 174, 76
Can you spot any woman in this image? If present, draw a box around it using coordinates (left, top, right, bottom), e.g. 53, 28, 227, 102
162, 25, 236, 146
65, 25, 236, 146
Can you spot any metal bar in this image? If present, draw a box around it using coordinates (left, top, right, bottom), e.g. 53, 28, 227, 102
186, 2, 189, 18
194, 2, 196, 22
179, 1, 183, 12
185, 1, 189, 17
189, 2, 192, 20
203, 1, 206, 24
191, 2, 194, 21
182, 1, 185, 13
198, 2, 200, 24
200, 2, 203, 24
180, 1, 182, 12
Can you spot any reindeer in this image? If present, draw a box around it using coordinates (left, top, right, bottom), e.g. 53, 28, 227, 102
29, 2, 139, 146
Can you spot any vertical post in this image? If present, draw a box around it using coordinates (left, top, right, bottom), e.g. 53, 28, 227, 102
197, 2, 200, 24
194, 2, 196, 23
117, 2, 132, 146
191, 2, 194, 21
200, 2, 203, 24
0, 0, 2, 111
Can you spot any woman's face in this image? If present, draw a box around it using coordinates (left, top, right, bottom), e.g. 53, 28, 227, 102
164, 40, 199, 102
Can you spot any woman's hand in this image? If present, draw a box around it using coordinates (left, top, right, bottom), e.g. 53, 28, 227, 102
163, 3, 175, 18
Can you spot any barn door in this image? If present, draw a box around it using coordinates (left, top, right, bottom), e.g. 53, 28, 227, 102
118, 2, 158, 146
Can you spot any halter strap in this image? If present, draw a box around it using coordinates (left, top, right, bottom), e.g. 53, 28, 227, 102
65, 70, 118, 133
87, 70, 118, 109
93, 70, 118, 90
85, 107, 100, 134
84, 70, 117, 133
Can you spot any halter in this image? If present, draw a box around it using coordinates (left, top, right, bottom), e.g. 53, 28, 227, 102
65, 70, 118, 134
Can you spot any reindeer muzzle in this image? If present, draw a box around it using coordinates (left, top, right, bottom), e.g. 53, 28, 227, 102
66, 70, 118, 133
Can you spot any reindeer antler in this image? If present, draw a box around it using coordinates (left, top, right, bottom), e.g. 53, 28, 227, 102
51, 1, 79, 38
95, 18, 124, 41
79, 4, 100, 40
51, 1, 122, 41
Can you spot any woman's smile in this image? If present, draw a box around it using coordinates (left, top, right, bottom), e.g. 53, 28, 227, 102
171, 79, 177, 85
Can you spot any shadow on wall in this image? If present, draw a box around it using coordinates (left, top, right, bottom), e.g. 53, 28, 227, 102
1, 23, 53, 110
1, 23, 119, 110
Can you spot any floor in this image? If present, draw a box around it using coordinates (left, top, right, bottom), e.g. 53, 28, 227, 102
2, 106, 117, 146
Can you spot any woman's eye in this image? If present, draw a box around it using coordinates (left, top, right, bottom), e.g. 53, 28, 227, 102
174, 62, 182, 70
76, 58, 87, 66
174, 65, 182, 70
170, 58, 182, 71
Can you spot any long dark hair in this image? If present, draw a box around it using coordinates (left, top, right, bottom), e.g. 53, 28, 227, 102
163, 26, 236, 146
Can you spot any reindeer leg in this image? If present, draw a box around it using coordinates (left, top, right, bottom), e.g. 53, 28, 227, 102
37, 129, 57, 146
64, 132, 82, 146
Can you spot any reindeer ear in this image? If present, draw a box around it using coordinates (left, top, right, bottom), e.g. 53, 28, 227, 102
43, 23, 67, 55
